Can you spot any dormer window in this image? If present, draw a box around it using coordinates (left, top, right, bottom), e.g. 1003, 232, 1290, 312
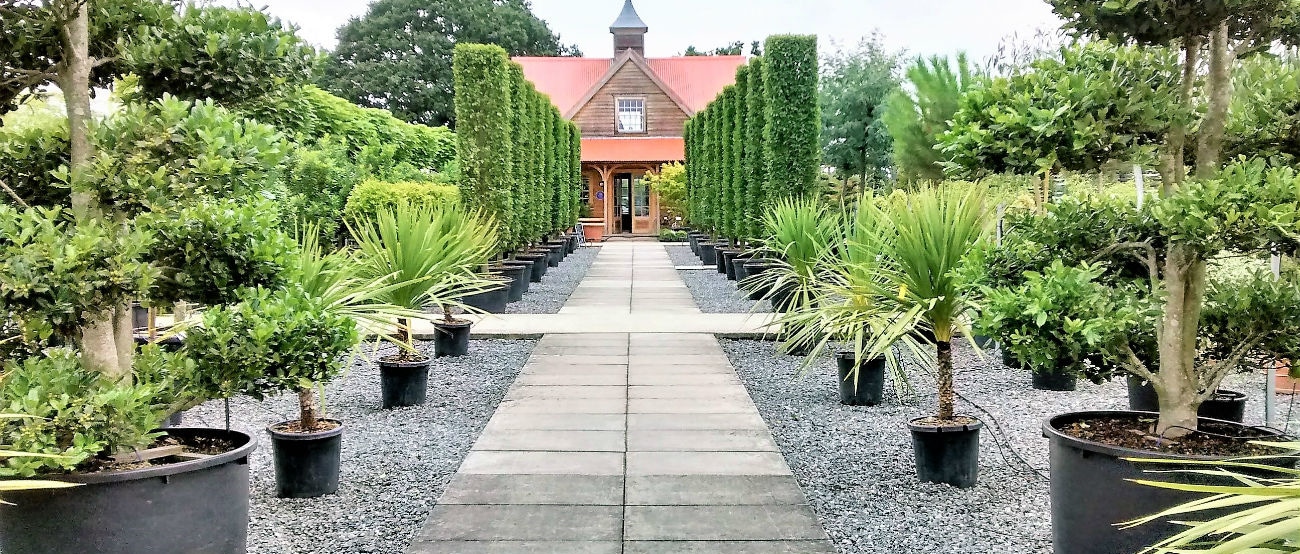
616, 97, 645, 133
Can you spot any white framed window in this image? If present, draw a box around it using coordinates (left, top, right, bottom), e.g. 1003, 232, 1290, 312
616, 97, 645, 133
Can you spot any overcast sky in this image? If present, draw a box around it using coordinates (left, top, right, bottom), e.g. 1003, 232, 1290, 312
212, 0, 1064, 62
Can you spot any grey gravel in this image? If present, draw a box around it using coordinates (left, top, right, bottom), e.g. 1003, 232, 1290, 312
505, 245, 599, 314
721, 339, 1272, 554
185, 339, 535, 554
665, 244, 771, 313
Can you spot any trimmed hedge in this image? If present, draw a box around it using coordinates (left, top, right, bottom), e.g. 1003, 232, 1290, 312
720, 86, 736, 240
763, 34, 820, 201
453, 43, 513, 253
343, 178, 460, 219
569, 122, 582, 226
732, 67, 748, 241
506, 63, 530, 252
744, 57, 768, 240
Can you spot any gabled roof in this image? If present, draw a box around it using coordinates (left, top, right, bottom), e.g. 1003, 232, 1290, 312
515, 53, 746, 117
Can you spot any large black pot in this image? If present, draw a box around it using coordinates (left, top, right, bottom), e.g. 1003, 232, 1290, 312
725, 251, 754, 281
907, 417, 982, 488
715, 248, 733, 274
698, 242, 718, 265
268, 419, 343, 498
743, 260, 778, 301
0, 427, 255, 554
1032, 367, 1079, 392
1126, 376, 1248, 423
545, 242, 566, 267
733, 258, 752, 281
1043, 410, 1288, 554
379, 357, 431, 409
434, 319, 472, 357
688, 233, 701, 253
769, 280, 800, 313
566, 234, 578, 254
462, 278, 510, 314
499, 262, 532, 302
517, 252, 548, 283
835, 352, 886, 406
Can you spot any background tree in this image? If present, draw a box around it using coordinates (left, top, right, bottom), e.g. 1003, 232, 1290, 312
319, 0, 578, 127
820, 35, 902, 190
645, 162, 685, 225
882, 53, 977, 184
683, 41, 745, 56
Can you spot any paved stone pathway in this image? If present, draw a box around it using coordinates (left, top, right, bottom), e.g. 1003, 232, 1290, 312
408, 243, 833, 554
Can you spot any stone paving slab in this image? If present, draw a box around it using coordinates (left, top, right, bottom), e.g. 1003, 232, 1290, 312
409, 243, 830, 554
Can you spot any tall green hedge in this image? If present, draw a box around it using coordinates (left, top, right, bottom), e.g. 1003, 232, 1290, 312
453, 44, 512, 254
732, 66, 749, 241
684, 117, 695, 224
530, 90, 547, 242
721, 86, 738, 241
551, 109, 567, 233
569, 123, 582, 226
745, 57, 769, 240
763, 34, 820, 201
505, 63, 530, 251
700, 108, 714, 232
713, 101, 726, 236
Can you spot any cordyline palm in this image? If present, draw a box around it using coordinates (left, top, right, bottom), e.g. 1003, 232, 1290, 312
741, 197, 841, 352
349, 204, 499, 357
793, 186, 987, 421
1123, 445, 1300, 553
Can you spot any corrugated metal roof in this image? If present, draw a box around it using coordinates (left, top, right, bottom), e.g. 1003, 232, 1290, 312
581, 137, 684, 162
515, 55, 746, 116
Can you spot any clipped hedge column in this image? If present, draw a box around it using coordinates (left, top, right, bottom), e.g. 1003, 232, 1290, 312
763, 34, 820, 202
721, 86, 736, 241
732, 66, 749, 242
700, 108, 714, 233
530, 90, 547, 243
569, 123, 582, 226
552, 109, 568, 233
453, 43, 513, 252
506, 63, 531, 253
684, 117, 696, 225
712, 102, 726, 236
745, 57, 769, 240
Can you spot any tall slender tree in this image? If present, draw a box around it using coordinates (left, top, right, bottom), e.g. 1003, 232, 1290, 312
732, 68, 749, 241
764, 34, 821, 201
820, 35, 902, 190
882, 53, 977, 184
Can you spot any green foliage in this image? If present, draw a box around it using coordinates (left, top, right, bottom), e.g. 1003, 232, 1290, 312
318, 0, 577, 127
745, 58, 769, 239
720, 86, 736, 239
141, 198, 294, 306
569, 123, 582, 227
184, 286, 357, 416
646, 162, 686, 224
0, 115, 69, 207
505, 64, 530, 251
732, 69, 749, 240
1226, 55, 1300, 167
1201, 270, 1300, 367
550, 108, 564, 234
942, 42, 1185, 180
528, 89, 547, 241
748, 197, 842, 303
343, 179, 461, 220
0, 348, 163, 476
883, 53, 977, 184
453, 43, 513, 253
123, 5, 316, 106
1047, 0, 1300, 47
820, 35, 902, 189
0, 206, 155, 345
277, 143, 362, 245
764, 34, 821, 201
658, 229, 688, 242
84, 96, 287, 217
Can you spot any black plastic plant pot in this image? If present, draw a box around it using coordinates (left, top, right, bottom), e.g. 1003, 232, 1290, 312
715, 248, 732, 273
1000, 348, 1020, 368
434, 319, 472, 357
688, 233, 700, 253
1200, 389, 1247, 423
566, 234, 579, 254
733, 259, 752, 281
130, 301, 149, 329
462, 279, 510, 314
499, 262, 532, 302
518, 252, 548, 282
161, 410, 185, 428
1032, 367, 1078, 391
545, 243, 566, 267
907, 417, 982, 488
743, 261, 777, 301
725, 251, 754, 281
379, 357, 431, 409
972, 335, 994, 349
769, 281, 800, 313
1042, 410, 1288, 554
835, 352, 886, 406
267, 419, 343, 498
698, 242, 718, 265
0, 427, 255, 554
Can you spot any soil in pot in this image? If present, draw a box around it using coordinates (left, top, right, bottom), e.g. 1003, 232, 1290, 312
379, 355, 431, 409
907, 416, 982, 488
1032, 367, 1078, 391
268, 419, 344, 498
835, 352, 886, 406
698, 242, 718, 266
1126, 376, 1248, 423
0, 428, 255, 554
434, 318, 472, 357
1044, 411, 1290, 554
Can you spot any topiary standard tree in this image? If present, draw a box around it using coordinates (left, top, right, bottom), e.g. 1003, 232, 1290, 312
763, 34, 821, 202
452, 43, 512, 256
745, 57, 769, 241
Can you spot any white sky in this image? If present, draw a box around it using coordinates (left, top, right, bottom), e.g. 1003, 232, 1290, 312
214, 0, 1064, 62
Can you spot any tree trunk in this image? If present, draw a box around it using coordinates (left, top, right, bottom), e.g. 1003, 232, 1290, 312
1154, 243, 1208, 436
1196, 23, 1233, 179
1161, 35, 1202, 195
395, 317, 410, 352
297, 387, 318, 431
59, 1, 128, 378
936, 340, 954, 421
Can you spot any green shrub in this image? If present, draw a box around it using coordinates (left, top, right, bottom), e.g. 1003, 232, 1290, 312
277, 142, 362, 245
0, 116, 70, 208
343, 178, 461, 220
763, 34, 821, 201
658, 229, 688, 242
0, 348, 164, 476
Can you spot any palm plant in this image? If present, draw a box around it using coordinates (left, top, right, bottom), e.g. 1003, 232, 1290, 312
1124, 445, 1300, 553
349, 203, 499, 360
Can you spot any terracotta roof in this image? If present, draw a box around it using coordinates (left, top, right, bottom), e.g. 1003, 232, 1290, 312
581, 137, 684, 163
515, 55, 746, 116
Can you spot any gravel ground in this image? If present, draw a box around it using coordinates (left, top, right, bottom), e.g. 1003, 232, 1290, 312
505, 245, 599, 314
665, 244, 771, 313
185, 339, 535, 554
721, 339, 1272, 554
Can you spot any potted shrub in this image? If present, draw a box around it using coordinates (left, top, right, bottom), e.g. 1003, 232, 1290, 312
743, 198, 841, 354
351, 203, 496, 406
785, 186, 989, 488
